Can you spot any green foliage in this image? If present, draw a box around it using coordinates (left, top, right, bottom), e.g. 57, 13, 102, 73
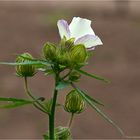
0, 97, 34, 108
19, 54, 52, 66
76, 69, 110, 83
0, 61, 43, 66
83, 93, 104, 106
72, 84, 125, 136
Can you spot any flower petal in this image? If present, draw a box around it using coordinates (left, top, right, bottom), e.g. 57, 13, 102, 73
75, 34, 103, 49
69, 17, 95, 39
57, 20, 70, 39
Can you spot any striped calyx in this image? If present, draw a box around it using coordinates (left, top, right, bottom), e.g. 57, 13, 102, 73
16, 53, 36, 77
64, 90, 85, 114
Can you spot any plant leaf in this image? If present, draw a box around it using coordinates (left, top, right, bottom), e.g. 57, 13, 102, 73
0, 102, 32, 108
83, 93, 104, 106
0, 97, 32, 102
0, 97, 34, 109
56, 81, 70, 90
19, 55, 52, 66
0, 58, 51, 67
0, 61, 43, 66
76, 69, 110, 83
71, 84, 125, 137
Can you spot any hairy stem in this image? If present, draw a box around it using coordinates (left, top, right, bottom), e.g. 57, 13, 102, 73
49, 74, 59, 139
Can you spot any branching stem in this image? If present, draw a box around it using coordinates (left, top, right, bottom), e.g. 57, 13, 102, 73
24, 77, 48, 114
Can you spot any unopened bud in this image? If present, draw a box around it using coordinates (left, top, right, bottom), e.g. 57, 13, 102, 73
70, 44, 87, 65
16, 53, 36, 77
69, 71, 81, 82
55, 126, 71, 140
65, 90, 85, 114
65, 38, 75, 48
43, 42, 56, 61
58, 51, 71, 67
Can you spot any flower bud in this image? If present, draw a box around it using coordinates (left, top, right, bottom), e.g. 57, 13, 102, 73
70, 44, 87, 65
65, 38, 75, 48
65, 90, 85, 114
16, 53, 36, 77
69, 71, 81, 82
59, 36, 67, 48
58, 51, 71, 67
43, 42, 56, 61
55, 126, 71, 140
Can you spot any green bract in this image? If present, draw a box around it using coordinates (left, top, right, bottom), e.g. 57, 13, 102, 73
64, 90, 85, 114
16, 53, 36, 77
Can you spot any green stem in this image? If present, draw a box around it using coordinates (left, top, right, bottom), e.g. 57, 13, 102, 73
61, 69, 72, 80
68, 113, 74, 129
24, 77, 48, 114
49, 74, 59, 139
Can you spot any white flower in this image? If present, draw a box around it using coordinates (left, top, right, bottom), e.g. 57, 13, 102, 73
57, 17, 103, 50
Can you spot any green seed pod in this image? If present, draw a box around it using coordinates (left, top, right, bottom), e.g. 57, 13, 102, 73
43, 42, 56, 61
65, 90, 85, 114
70, 44, 87, 65
16, 53, 36, 77
55, 126, 71, 140
69, 71, 81, 82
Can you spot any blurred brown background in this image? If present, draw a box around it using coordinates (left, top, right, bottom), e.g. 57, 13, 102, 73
0, 1, 140, 139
